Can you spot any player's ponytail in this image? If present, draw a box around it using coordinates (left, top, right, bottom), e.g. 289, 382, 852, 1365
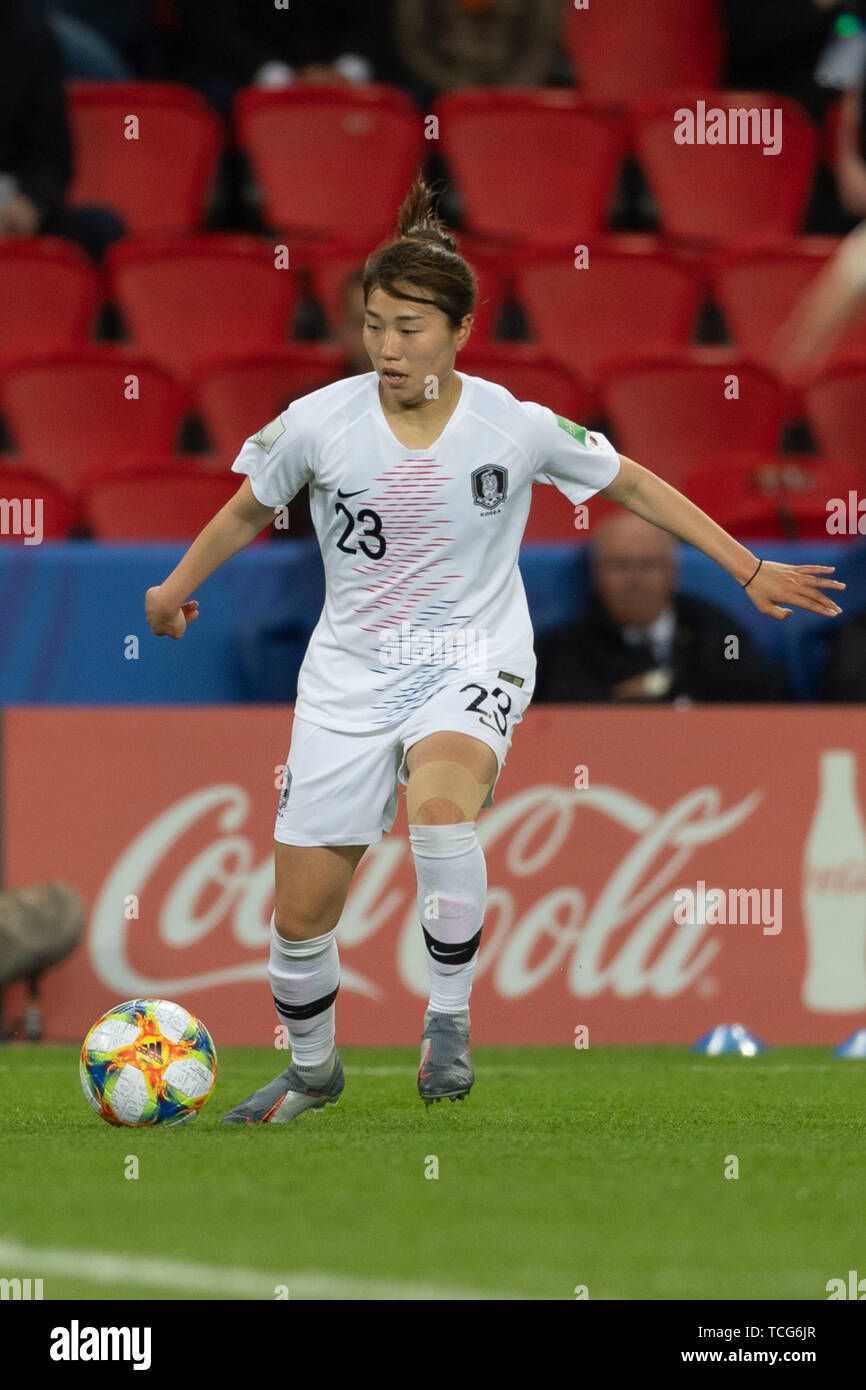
397, 173, 459, 250
363, 173, 477, 328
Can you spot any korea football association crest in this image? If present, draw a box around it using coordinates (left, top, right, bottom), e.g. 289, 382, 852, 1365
471, 464, 508, 514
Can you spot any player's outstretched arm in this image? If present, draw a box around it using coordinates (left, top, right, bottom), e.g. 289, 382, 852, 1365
771, 220, 866, 383
601, 455, 845, 621
145, 478, 277, 639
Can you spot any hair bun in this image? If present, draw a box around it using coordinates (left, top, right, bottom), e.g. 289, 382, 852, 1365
398, 174, 457, 250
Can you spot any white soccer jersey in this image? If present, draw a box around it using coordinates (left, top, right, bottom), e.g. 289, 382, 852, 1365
231, 370, 620, 730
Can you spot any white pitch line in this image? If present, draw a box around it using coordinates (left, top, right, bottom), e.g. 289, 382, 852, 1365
0, 1238, 520, 1302
689, 1064, 836, 1073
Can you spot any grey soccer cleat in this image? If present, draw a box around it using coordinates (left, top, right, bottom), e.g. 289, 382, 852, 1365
221, 1053, 344, 1124
418, 1010, 474, 1106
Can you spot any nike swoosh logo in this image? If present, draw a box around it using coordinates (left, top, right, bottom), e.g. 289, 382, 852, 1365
337, 487, 367, 499
418, 1040, 433, 1080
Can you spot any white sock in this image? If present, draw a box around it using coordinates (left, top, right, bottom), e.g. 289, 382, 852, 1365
268, 915, 339, 1077
409, 821, 486, 1016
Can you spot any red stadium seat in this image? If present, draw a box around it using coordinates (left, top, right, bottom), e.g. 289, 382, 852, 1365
83, 464, 243, 540
434, 90, 629, 248
295, 237, 372, 336
66, 82, 223, 234
0, 350, 187, 494
603, 356, 791, 484
456, 346, 599, 422
454, 238, 514, 343
190, 347, 349, 460
0, 239, 100, 358
804, 365, 866, 468
711, 244, 866, 371
682, 451, 863, 539
632, 92, 818, 247
564, 0, 724, 102
234, 85, 423, 240
106, 236, 298, 377
300, 235, 505, 345
515, 250, 703, 385
524, 479, 619, 543
0, 463, 77, 540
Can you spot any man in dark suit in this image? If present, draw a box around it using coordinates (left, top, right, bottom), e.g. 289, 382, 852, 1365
534, 513, 790, 703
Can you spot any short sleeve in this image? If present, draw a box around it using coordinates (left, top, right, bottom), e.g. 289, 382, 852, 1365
521, 401, 621, 505
230, 402, 314, 507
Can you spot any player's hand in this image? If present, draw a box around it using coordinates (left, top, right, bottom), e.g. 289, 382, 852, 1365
145, 586, 199, 638
611, 670, 671, 700
742, 562, 845, 620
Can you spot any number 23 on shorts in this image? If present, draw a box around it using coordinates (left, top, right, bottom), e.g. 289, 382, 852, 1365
460, 682, 515, 737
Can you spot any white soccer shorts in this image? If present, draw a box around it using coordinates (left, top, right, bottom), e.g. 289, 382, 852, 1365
274, 667, 534, 846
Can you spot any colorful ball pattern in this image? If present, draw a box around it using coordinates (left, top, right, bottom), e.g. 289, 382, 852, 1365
80, 998, 217, 1126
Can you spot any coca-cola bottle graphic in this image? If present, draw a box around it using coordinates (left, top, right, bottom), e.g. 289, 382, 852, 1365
802, 749, 866, 1011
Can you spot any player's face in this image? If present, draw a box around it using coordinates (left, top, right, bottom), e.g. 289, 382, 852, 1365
364, 285, 472, 406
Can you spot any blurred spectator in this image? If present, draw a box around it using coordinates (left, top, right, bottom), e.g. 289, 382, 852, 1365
44, 1, 134, 79
45, 0, 169, 79
822, 608, 866, 697
0, 881, 85, 1040
394, 0, 568, 104
721, 0, 842, 121
171, 0, 395, 112
0, 0, 125, 258
50, 0, 151, 63
534, 513, 790, 703
722, 0, 861, 232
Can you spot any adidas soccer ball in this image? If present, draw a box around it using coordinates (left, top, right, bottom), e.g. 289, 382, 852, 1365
80, 998, 217, 1127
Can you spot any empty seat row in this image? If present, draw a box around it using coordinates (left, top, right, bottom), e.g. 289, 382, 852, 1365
1, 446, 862, 544
0, 461, 240, 541
4, 235, 866, 384
64, 81, 825, 247
2, 348, 864, 500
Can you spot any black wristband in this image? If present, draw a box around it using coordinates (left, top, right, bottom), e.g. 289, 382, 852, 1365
742, 558, 763, 590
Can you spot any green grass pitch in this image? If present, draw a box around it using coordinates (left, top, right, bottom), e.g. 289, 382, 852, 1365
1, 1045, 863, 1301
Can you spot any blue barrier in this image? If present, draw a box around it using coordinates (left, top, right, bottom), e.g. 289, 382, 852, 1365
0, 537, 861, 703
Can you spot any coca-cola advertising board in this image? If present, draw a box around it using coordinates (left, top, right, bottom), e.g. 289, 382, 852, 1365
3, 706, 866, 1044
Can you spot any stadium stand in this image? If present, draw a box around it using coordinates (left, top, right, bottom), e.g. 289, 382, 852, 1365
83, 462, 247, 540
804, 365, 866, 468
682, 450, 864, 540
66, 82, 224, 234
233, 84, 424, 240
0, 462, 77, 539
190, 346, 348, 461
105, 234, 299, 376
603, 356, 792, 485
563, 0, 724, 102
515, 249, 704, 385
0, 350, 188, 494
711, 242, 866, 370
433, 89, 629, 247
0, 239, 101, 357
631, 91, 819, 246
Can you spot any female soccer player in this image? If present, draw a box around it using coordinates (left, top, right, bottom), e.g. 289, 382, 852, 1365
145, 175, 845, 1122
